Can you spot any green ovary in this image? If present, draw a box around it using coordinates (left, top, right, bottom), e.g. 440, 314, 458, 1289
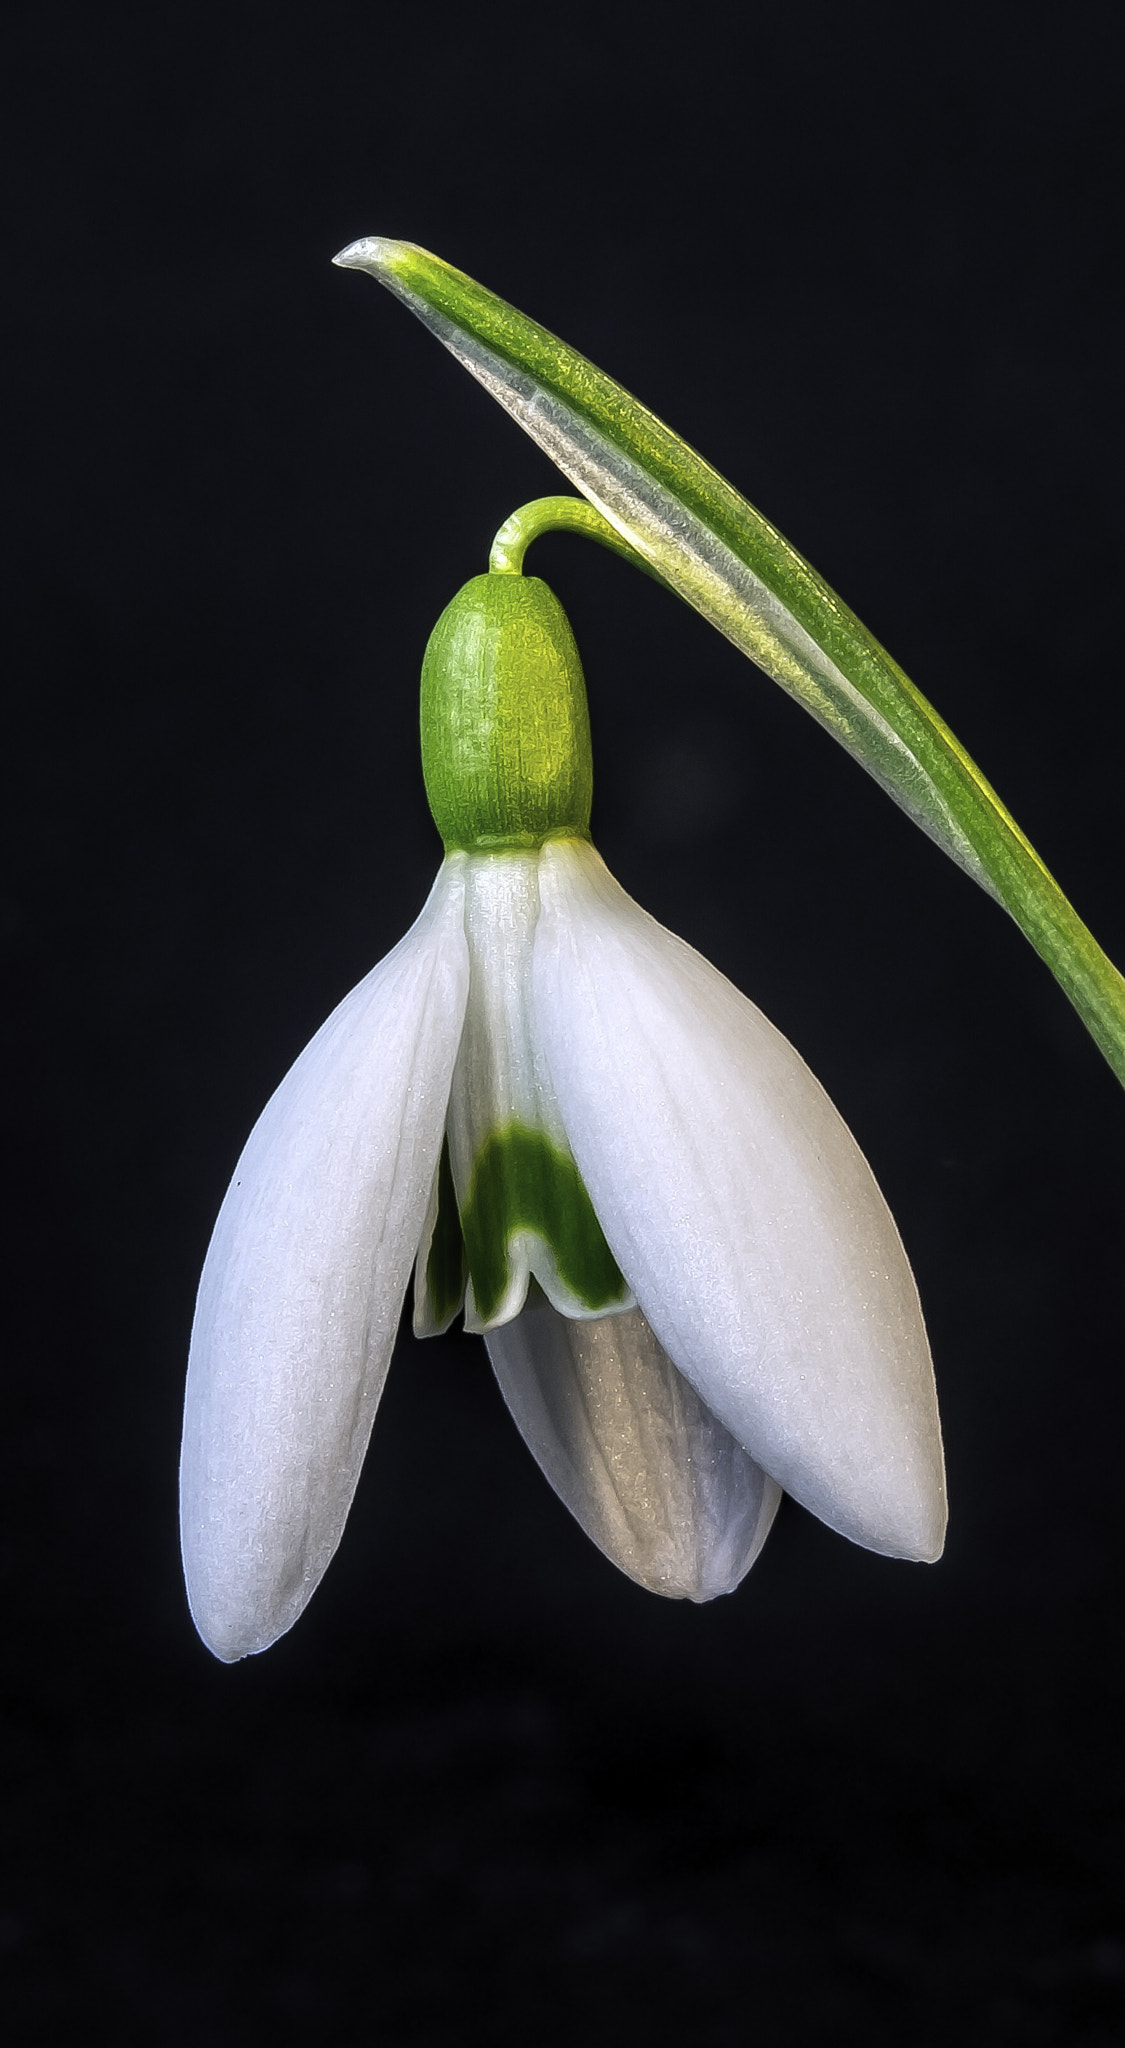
452, 1122, 627, 1325
420, 574, 594, 853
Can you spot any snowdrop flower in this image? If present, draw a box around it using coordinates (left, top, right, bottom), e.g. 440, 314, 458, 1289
180, 568, 946, 1661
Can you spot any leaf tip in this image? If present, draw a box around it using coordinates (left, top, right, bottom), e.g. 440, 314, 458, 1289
332, 235, 410, 275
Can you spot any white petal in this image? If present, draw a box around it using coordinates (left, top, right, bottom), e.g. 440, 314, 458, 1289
180, 860, 470, 1660
486, 1294, 780, 1599
533, 839, 946, 1563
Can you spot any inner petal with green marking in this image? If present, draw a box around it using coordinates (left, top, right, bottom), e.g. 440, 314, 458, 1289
413, 847, 632, 1336
459, 1121, 627, 1325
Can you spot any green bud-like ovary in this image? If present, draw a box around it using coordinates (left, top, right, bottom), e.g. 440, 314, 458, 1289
420, 574, 593, 852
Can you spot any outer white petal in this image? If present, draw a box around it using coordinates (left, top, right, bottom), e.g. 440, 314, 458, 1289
533, 839, 946, 1563
486, 1294, 780, 1599
180, 860, 470, 1661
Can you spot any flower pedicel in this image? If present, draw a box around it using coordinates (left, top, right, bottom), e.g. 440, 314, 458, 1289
180, 555, 946, 1662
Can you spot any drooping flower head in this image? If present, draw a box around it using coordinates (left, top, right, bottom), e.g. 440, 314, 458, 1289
180, 545, 945, 1662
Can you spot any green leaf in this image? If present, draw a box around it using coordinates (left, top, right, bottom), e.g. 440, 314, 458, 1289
334, 238, 1125, 1089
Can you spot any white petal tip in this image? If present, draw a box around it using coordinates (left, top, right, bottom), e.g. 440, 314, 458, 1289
890, 1534, 945, 1567
186, 1601, 266, 1665
183, 1558, 306, 1664
198, 1629, 249, 1667
846, 1478, 947, 1566
907, 1515, 947, 1567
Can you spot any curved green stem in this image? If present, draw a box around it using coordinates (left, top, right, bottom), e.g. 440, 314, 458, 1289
335, 237, 1125, 1091
490, 494, 672, 592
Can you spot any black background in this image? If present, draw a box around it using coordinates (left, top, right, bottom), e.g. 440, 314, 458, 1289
7, 3, 1125, 2041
